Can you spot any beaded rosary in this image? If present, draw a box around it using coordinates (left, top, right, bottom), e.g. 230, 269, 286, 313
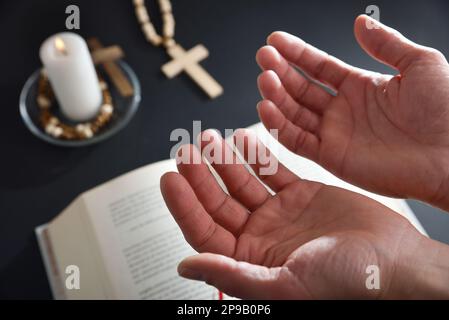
133, 0, 223, 99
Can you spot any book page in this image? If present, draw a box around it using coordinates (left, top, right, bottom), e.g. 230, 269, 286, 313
81, 160, 217, 300
244, 123, 426, 234
47, 197, 109, 299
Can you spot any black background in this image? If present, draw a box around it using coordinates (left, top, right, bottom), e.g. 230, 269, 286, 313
1, 0, 449, 299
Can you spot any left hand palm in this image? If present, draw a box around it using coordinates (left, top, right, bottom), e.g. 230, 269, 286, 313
255, 16, 449, 204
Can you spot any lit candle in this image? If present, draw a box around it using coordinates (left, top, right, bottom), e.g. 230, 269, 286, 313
40, 32, 102, 122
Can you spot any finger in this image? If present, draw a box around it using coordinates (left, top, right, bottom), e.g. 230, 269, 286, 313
257, 100, 320, 162
160, 172, 236, 256
267, 31, 354, 90
233, 128, 299, 192
257, 45, 333, 113
354, 15, 447, 72
178, 253, 305, 299
176, 144, 249, 235
198, 130, 271, 212
257, 70, 321, 133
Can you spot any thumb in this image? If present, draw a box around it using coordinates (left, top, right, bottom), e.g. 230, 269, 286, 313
354, 14, 446, 72
178, 253, 305, 300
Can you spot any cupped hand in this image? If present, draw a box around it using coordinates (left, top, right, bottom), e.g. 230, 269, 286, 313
256, 15, 449, 210
160, 129, 441, 299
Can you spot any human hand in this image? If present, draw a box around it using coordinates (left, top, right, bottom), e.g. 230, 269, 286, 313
160, 129, 449, 299
256, 15, 449, 211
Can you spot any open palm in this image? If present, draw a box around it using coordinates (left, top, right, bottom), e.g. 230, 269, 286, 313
160, 129, 425, 299
256, 15, 449, 208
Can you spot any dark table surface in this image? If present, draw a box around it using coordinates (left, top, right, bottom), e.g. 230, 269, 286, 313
1, 0, 449, 299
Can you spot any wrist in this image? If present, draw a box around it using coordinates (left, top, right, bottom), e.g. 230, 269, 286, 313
427, 172, 449, 212
388, 234, 449, 299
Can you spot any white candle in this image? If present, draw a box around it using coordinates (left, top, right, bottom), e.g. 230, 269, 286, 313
40, 32, 102, 122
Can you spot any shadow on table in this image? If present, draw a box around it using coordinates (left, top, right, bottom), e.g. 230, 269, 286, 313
0, 83, 93, 190
0, 234, 52, 299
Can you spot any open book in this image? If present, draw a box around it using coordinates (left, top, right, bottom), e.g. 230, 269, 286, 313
36, 123, 426, 300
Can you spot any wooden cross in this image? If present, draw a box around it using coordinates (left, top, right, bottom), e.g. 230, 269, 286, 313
162, 44, 223, 99
88, 38, 134, 97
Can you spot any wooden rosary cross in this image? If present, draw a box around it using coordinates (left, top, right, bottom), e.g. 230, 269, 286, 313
88, 38, 134, 97
162, 43, 223, 99
133, 0, 223, 100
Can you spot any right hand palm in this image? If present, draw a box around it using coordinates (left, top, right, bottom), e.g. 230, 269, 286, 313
160, 129, 427, 299
256, 15, 449, 207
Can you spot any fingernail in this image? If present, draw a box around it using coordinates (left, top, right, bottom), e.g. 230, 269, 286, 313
178, 268, 204, 281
